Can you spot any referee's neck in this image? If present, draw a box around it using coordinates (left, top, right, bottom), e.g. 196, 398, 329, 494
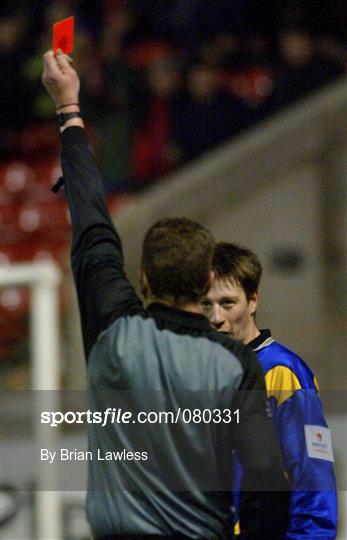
147, 297, 203, 315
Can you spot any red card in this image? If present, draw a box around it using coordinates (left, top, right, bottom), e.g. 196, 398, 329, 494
53, 16, 74, 54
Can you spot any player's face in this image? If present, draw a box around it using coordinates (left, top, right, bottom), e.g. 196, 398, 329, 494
201, 279, 259, 344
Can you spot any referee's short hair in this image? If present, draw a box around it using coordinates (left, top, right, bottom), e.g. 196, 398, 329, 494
213, 242, 262, 300
142, 217, 214, 303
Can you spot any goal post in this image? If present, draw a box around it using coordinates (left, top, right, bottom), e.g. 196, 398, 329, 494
1, 260, 62, 539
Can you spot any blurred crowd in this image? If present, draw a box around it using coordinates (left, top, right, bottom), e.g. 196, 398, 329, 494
1, 0, 346, 192
0, 0, 346, 387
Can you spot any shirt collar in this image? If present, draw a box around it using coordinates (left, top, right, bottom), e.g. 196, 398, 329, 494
147, 301, 212, 332
248, 329, 272, 350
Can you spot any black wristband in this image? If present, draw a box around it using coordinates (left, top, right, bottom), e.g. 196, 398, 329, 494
58, 111, 82, 127
56, 102, 79, 111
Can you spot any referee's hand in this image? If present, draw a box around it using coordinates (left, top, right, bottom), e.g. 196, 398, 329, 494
42, 49, 80, 109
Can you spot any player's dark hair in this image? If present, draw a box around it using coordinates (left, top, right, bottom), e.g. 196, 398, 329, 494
213, 242, 262, 300
142, 218, 214, 304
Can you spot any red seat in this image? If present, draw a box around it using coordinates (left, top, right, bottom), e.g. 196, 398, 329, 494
1, 206, 28, 245
0, 160, 62, 204
221, 67, 274, 105
0, 183, 17, 207
18, 201, 71, 242
0, 162, 37, 204
30, 159, 62, 187
0, 287, 30, 316
126, 41, 178, 69
2, 199, 71, 246
20, 182, 56, 204
0, 240, 68, 264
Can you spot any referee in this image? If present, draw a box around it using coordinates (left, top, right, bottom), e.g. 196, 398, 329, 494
42, 50, 287, 540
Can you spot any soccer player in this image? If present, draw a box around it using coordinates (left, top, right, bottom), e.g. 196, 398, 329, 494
41, 51, 288, 539
202, 242, 338, 539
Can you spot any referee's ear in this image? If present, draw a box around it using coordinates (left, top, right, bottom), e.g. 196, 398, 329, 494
139, 269, 149, 299
203, 271, 215, 295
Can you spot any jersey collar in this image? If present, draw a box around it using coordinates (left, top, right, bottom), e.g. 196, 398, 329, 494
248, 329, 274, 352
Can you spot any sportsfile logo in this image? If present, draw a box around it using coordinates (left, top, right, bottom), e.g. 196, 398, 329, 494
41, 407, 240, 427
304, 425, 334, 462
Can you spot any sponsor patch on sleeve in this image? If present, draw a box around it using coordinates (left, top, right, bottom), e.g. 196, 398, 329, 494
304, 425, 334, 462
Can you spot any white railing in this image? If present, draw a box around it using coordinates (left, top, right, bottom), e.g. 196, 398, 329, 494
1, 261, 62, 539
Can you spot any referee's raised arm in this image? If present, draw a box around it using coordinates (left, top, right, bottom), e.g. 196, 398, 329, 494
42, 50, 142, 358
